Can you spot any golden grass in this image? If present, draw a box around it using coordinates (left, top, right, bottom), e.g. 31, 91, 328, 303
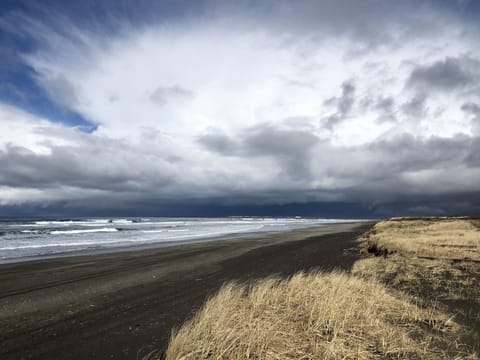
162, 272, 474, 360
355, 218, 480, 352
361, 218, 480, 261
353, 255, 480, 304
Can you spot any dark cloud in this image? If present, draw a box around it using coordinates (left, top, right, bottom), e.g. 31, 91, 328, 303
312, 134, 474, 198
197, 133, 238, 155
376, 96, 394, 113
249, 0, 451, 49
198, 125, 480, 211
461, 102, 480, 135
149, 85, 193, 106
0, 198, 378, 218
199, 125, 319, 180
368, 192, 480, 218
401, 94, 428, 118
364, 134, 472, 174
461, 102, 480, 116
372, 96, 397, 122
324, 80, 355, 129
244, 125, 318, 157
407, 56, 479, 92
338, 82, 355, 113
244, 125, 318, 180
465, 138, 480, 167
0, 142, 175, 194
1, 130, 480, 216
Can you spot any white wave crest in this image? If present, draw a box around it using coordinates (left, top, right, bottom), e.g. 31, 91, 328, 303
50, 228, 119, 235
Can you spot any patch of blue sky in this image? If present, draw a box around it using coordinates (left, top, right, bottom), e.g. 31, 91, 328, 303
0, 2, 98, 133
0, 63, 97, 133
0, 0, 206, 134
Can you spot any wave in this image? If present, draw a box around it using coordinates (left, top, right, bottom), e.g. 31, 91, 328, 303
141, 229, 188, 233
35, 220, 78, 225
0, 240, 110, 250
112, 219, 133, 224
0, 227, 259, 251
21, 230, 44, 234
0, 218, 369, 262
50, 228, 119, 235
35, 219, 134, 226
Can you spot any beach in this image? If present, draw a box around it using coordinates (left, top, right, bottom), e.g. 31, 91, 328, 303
0, 222, 371, 360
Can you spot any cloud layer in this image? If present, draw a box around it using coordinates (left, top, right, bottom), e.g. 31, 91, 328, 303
1, 0, 480, 216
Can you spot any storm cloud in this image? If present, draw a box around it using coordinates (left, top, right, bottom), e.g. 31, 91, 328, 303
407, 56, 480, 92
324, 81, 356, 129
200, 125, 319, 180
1, 0, 480, 216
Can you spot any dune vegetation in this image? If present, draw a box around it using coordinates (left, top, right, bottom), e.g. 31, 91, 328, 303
358, 218, 480, 261
161, 272, 474, 360
147, 218, 480, 359
354, 218, 480, 352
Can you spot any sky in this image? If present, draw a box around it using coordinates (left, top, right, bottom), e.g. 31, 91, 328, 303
1, 0, 480, 218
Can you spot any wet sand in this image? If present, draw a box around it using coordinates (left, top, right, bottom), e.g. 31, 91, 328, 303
0, 222, 373, 360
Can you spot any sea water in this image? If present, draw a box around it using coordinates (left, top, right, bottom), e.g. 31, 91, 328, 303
0, 217, 361, 262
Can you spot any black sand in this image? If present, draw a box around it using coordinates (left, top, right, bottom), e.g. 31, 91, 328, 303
0, 222, 372, 360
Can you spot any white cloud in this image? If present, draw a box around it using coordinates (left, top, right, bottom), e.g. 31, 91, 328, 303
0, 103, 79, 154
24, 18, 479, 140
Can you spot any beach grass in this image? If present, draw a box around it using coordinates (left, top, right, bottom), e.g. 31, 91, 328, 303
155, 272, 474, 359
353, 217, 480, 351
357, 218, 480, 261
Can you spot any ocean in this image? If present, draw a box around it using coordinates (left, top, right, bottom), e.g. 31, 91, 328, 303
0, 217, 361, 263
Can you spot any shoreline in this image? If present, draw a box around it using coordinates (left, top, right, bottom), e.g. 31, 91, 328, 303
0, 222, 372, 360
0, 219, 369, 265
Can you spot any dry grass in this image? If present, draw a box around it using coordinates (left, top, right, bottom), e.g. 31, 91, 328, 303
352, 254, 480, 346
353, 256, 480, 304
355, 218, 480, 351
161, 272, 474, 360
361, 218, 480, 261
